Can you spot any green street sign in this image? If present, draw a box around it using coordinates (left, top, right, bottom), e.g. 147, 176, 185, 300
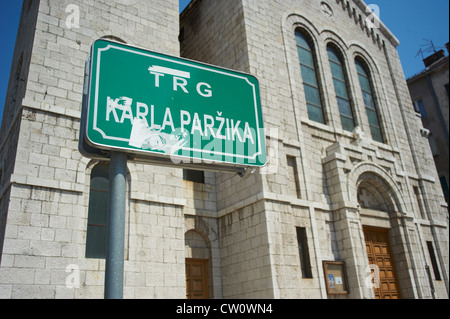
82, 39, 267, 168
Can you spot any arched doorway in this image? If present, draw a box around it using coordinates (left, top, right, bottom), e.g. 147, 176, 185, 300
185, 230, 211, 299
357, 173, 402, 299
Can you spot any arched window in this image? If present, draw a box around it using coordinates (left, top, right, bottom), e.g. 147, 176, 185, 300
295, 29, 325, 124
86, 163, 109, 259
327, 45, 356, 132
355, 58, 384, 143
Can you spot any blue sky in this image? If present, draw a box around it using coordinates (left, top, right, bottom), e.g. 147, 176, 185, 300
0, 0, 449, 125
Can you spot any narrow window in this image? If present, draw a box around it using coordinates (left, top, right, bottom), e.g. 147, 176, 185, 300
327, 45, 356, 132
439, 176, 449, 200
426, 241, 441, 281
413, 186, 426, 219
86, 163, 109, 259
413, 99, 427, 118
183, 169, 205, 184
295, 29, 326, 124
296, 227, 313, 278
287, 156, 301, 199
355, 58, 384, 143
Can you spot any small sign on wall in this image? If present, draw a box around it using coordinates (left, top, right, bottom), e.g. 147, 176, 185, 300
323, 261, 349, 295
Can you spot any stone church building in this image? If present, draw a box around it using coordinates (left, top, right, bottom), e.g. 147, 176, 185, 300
0, 0, 448, 299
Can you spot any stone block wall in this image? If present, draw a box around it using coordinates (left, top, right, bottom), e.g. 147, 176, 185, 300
0, 0, 448, 299
181, 0, 449, 298
0, 0, 186, 299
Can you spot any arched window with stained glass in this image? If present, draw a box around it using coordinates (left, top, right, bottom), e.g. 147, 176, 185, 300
327, 44, 356, 132
295, 29, 326, 124
355, 58, 384, 143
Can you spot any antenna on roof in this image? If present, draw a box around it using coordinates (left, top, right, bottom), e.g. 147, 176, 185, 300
415, 48, 425, 60
421, 39, 437, 54
416, 39, 447, 60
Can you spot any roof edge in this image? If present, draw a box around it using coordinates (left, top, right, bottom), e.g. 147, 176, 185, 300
353, 0, 400, 47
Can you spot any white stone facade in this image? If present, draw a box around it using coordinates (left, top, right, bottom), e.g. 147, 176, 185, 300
0, 0, 184, 299
0, 0, 448, 299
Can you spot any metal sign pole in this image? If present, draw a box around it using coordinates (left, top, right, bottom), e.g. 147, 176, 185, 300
104, 151, 128, 299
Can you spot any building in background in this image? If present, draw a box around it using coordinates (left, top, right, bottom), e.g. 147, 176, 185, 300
407, 44, 449, 207
0, 0, 448, 299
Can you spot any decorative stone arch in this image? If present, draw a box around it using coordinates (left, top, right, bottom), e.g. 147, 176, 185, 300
322, 29, 350, 52
84, 159, 133, 193
346, 162, 419, 298
185, 216, 218, 243
88, 30, 129, 46
281, 11, 323, 85
350, 44, 386, 108
322, 32, 352, 77
349, 44, 387, 111
83, 159, 106, 208
99, 35, 127, 44
283, 12, 322, 40
185, 229, 211, 260
76, 156, 92, 188
347, 161, 406, 214
125, 162, 141, 200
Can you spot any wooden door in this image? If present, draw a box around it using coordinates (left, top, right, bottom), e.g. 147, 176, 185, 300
364, 227, 401, 299
186, 258, 208, 299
